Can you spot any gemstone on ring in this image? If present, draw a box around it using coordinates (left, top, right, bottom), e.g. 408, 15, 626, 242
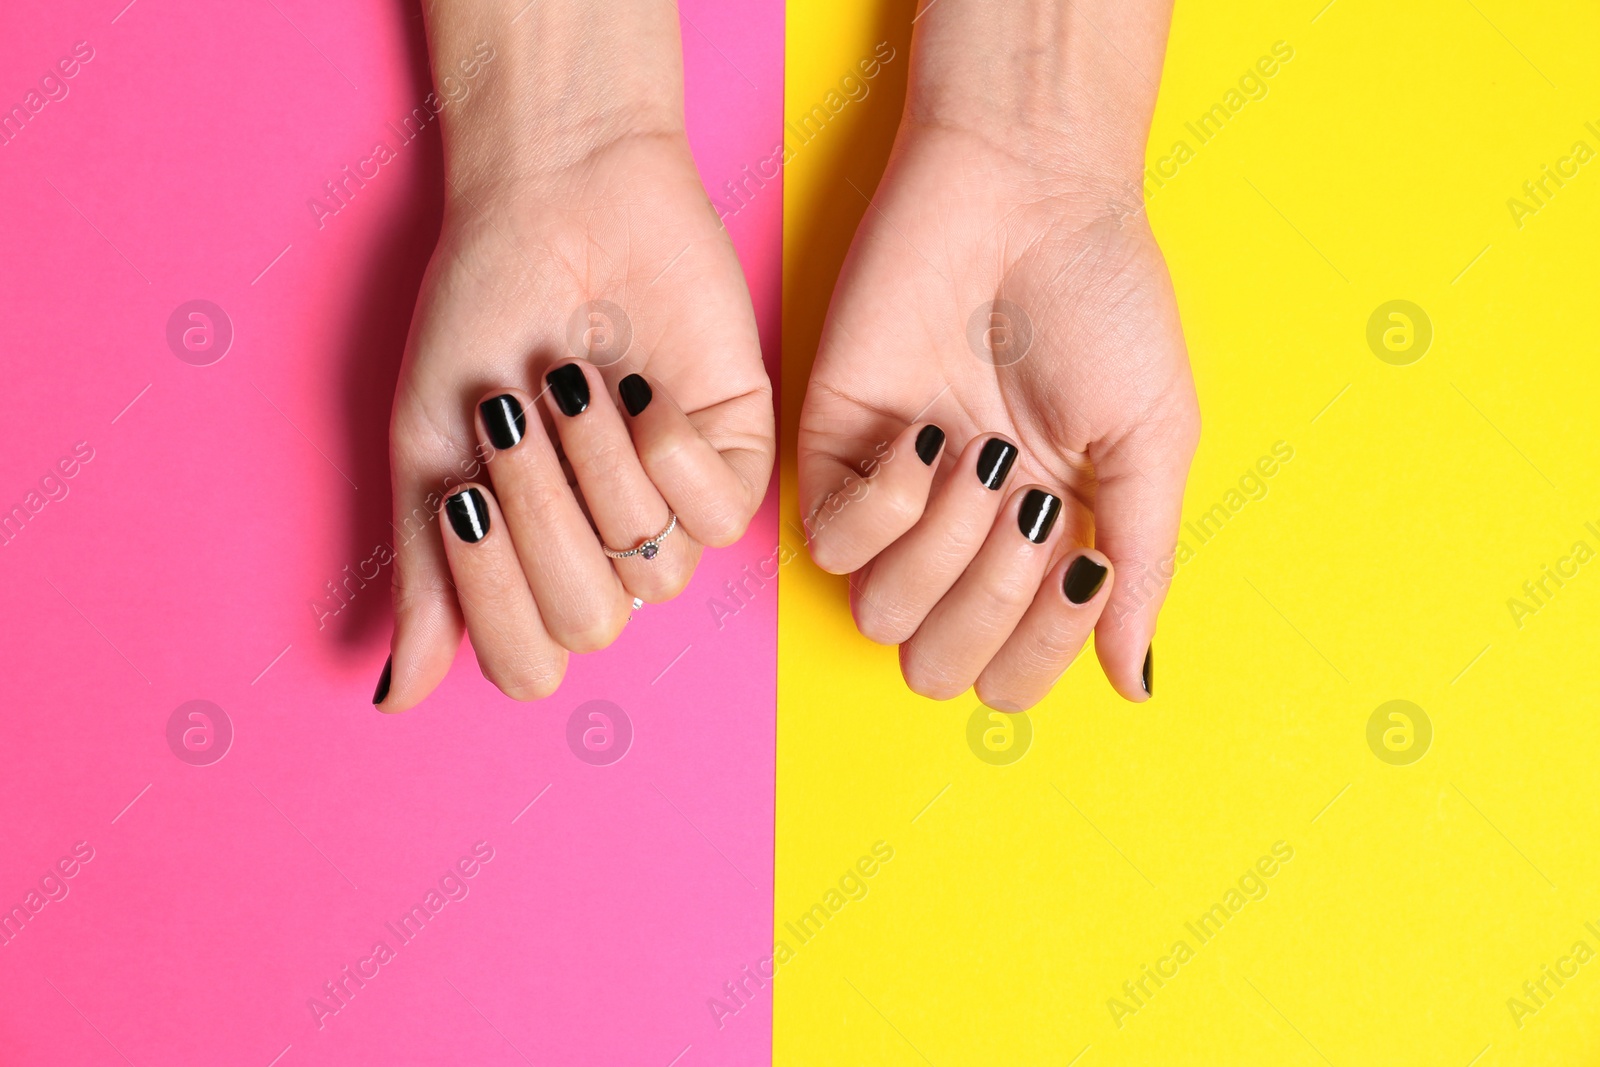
602, 513, 678, 561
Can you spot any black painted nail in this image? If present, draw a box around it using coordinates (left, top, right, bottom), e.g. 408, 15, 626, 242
480, 394, 525, 450
619, 374, 653, 416
546, 363, 590, 416
1017, 489, 1061, 544
976, 438, 1017, 490
914, 424, 945, 465
1063, 556, 1108, 604
445, 488, 490, 543
1142, 645, 1153, 696
373, 656, 391, 705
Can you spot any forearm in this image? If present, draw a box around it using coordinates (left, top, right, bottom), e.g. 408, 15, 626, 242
420, 0, 686, 196
905, 0, 1173, 184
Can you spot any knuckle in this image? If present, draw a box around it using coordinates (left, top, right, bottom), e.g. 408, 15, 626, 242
855, 606, 907, 646
876, 479, 926, 532
559, 619, 622, 654
808, 537, 854, 576
853, 585, 918, 646
660, 562, 695, 600
629, 564, 693, 604
855, 610, 904, 646
906, 672, 964, 702
493, 659, 565, 702
900, 647, 968, 702
480, 640, 568, 701
1029, 628, 1081, 664
554, 596, 631, 653
986, 571, 1041, 613
585, 438, 635, 483
390, 564, 453, 617
974, 678, 1039, 713
638, 433, 690, 473
693, 499, 749, 548
1175, 407, 1202, 456
1148, 400, 1202, 460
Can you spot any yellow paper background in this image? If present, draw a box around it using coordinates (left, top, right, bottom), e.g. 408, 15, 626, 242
778, 1, 1600, 1063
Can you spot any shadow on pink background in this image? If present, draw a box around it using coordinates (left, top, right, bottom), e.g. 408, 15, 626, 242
0, 1, 780, 1063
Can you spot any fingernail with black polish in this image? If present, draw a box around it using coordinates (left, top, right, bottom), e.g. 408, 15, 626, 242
1017, 489, 1061, 544
446, 488, 490, 543
976, 438, 1017, 489
1063, 555, 1108, 603
915, 424, 945, 465
619, 374, 653, 416
1142, 645, 1153, 696
373, 656, 392, 705
546, 363, 590, 416
480, 394, 525, 450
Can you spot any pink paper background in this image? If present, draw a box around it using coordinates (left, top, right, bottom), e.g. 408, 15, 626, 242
0, 1, 780, 1063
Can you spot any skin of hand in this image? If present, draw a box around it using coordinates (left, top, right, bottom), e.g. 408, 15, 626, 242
797, 0, 1198, 709
377, 0, 774, 711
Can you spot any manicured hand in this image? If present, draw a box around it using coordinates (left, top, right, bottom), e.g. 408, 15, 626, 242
798, 0, 1197, 708
376, 1, 773, 711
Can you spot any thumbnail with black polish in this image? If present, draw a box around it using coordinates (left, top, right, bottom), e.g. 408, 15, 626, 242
619, 374, 653, 416
446, 488, 490, 543
480, 394, 525, 450
1142, 646, 1154, 696
914, 424, 945, 465
1063, 556, 1108, 604
1017, 489, 1061, 543
546, 364, 590, 416
976, 438, 1017, 490
373, 656, 391, 705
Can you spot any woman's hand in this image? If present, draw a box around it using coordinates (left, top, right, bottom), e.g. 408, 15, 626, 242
797, 0, 1197, 709
377, 1, 773, 711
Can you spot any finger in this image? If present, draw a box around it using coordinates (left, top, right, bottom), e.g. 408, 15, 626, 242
899, 485, 1067, 701
615, 372, 763, 547
803, 422, 951, 575
1091, 413, 1199, 702
538, 362, 699, 603
851, 434, 1019, 644
474, 388, 632, 651
379, 430, 471, 713
438, 485, 568, 700
975, 549, 1114, 711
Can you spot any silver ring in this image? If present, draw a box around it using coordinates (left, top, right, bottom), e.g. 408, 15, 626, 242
603, 513, 677, 561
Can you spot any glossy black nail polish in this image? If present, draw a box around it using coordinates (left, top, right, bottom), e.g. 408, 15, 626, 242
1017, 489, 1061, 544
446, 488, 490, 543
1142, 645, 1153, 696
480, 394, 525, 450
976, 438, 1017, 490
1063, 556, 1108, 604
619, 374, 653, 416
546, 363, 590, 416
373, 656, 392, 705
914, 424, 945, 465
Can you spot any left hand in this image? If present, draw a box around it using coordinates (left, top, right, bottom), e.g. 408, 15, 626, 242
377, 0, 774, 711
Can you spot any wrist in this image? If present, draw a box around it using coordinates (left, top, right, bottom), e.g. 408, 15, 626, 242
422, 0, 686, 200
902, 0, 1172, 189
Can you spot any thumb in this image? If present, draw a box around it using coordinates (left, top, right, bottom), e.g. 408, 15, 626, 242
375, 454, 466, 712
1091, 409, 1198, 702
